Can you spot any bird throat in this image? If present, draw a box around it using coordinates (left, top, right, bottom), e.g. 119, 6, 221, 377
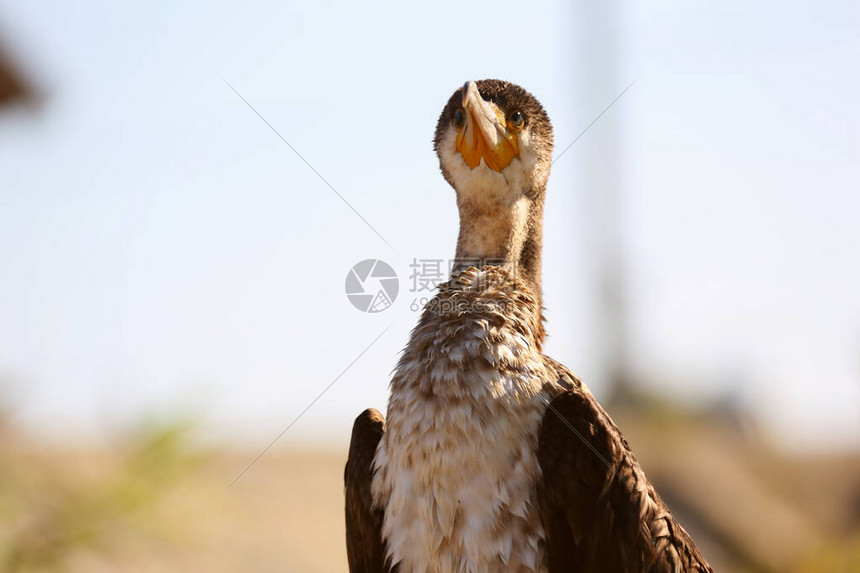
454, 193, 544, 315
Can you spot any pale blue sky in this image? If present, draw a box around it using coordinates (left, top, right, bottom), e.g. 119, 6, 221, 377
0, 0, 858, 450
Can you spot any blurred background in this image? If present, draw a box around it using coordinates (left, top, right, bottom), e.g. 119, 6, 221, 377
0, 0, 858, 571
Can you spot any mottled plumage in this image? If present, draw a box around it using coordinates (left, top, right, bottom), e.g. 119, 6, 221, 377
345, 80, 711, 573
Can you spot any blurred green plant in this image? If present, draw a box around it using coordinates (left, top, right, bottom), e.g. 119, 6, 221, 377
0, 417, 205, 572
794, 535, 860, 573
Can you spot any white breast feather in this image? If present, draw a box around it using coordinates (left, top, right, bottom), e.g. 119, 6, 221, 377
372, 287, 554, 573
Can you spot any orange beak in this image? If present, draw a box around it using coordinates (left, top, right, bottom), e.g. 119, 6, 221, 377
456, 81, 519, 172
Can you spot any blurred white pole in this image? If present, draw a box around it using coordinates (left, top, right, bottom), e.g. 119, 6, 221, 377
576, 0, 630, 401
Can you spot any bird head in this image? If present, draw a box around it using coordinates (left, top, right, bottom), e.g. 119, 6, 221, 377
434, 79, 554, 202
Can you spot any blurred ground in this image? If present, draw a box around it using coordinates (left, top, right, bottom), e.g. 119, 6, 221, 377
0, 410, 857, 573
0, 418, 350, 572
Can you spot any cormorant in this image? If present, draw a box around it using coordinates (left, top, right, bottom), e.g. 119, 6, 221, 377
345, 79, 711, 573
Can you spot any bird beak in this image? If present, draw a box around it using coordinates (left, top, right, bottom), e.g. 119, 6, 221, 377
456, 81, 519, 172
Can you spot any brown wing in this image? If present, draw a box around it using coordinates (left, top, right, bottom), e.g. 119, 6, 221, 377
538, 360, 712, 573
344, 408, 392, 573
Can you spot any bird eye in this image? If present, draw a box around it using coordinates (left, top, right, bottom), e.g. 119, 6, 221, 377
508, 111, 524, 130
453, 108, 465, 129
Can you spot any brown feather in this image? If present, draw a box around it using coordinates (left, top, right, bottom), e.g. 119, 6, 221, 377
537, 368, 712, 573
345, 408, 392, 573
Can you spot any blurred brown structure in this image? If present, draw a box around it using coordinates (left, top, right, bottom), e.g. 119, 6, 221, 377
0, 41, 35, 108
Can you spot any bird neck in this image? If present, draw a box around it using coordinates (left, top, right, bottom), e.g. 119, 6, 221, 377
453, 190, 545, 322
